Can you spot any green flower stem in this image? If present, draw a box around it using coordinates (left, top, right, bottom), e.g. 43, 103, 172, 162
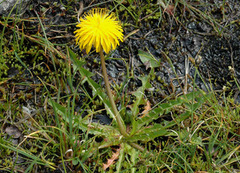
99, 48, 128, 137
100, 48, 152, 155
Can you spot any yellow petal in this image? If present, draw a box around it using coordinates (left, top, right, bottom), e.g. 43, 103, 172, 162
74, 8, 124, 54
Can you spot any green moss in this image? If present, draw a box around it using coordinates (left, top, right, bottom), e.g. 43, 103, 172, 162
0, 39, 9, 80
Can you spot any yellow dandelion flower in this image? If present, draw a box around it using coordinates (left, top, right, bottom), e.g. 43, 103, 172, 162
74, 8, 124, 54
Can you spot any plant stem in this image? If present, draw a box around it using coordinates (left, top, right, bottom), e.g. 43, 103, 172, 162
99, 48, 128, 137
99, 48, 152, 155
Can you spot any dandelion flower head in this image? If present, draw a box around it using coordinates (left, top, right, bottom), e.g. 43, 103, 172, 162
74, 8, 123, 54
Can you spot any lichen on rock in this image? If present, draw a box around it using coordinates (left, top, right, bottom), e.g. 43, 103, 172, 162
0, 0, 31, 16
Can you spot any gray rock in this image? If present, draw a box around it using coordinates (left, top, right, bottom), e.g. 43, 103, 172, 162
0, 0, 31, 16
